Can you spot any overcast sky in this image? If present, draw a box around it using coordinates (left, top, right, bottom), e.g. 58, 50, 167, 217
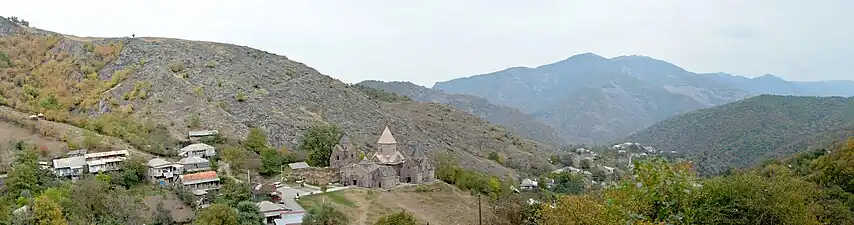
2, 0, 852, 86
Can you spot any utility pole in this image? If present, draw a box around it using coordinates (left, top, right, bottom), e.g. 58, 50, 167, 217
478, 194, 482, 225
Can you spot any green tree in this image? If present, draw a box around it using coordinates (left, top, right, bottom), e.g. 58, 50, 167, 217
245, 128, 269, 153
487, 151, 504, 164
150, 201, 174, 225
603, 158, 697, 224
301, 124, 341, 167
259, 148, 284, 176
116, 157, 147, 188
95, 172, 112, 184
221, 146, 248, 170
215, 179, 252, 207
374, 210, 418, 225
33, 195, 66, 225
550, 172, 584, 195
6, 148, 40, 198
194, 204, 238, 225
302, 203, 348, 225
236, 201, 264, 225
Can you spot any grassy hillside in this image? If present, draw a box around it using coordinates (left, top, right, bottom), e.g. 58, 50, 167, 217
0, 17, 554, 178
625, 95, 854, 175
298, 182, 491, 225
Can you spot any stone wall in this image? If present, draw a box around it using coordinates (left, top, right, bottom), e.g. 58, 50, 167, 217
286, 167, 339, 185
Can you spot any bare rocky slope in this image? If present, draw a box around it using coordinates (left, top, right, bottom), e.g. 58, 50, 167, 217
0, 17, 554, 178
357, 80, 565, 146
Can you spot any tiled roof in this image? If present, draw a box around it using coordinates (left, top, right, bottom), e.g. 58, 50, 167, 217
377, 126, 396, 144
180, 171, 219, 184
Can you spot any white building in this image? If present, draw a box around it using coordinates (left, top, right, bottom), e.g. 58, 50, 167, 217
52, 156, 86, 178
180, 143, 216, 158
148, 158, 183, 185
178, 156, 211, 173
84, 150, 129, 173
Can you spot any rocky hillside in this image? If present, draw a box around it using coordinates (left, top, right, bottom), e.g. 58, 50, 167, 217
434, 53, 748, 144
357, 80, 565, 146
434, 53, 854, 144
624, 95, 854, 175
0, 16, 554, 178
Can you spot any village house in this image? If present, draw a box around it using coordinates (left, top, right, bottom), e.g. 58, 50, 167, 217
520, 178, 538, 190
257, 201, 304, 225
180, 171, 220, 193
85, 150, 129, 173
179, 143, 216, 158
52, 156, 86, 179
148, 158, 182, 185
188, 130, 219, 141
334, 126, 435, 189
178, 156, 211, 173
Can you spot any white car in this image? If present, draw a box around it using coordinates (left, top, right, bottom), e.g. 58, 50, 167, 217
273, 182, 282, 188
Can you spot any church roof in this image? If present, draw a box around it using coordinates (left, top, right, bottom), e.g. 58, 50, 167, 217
377, 126, 396, 144
339, 134, 351, 147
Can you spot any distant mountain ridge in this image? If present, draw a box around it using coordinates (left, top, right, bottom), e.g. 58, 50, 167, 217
432, 53, 854, 144
625, 95, 854, 175
357, 80, 565, 146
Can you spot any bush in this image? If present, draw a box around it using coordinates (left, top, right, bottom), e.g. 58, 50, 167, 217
374, 210, 418, 225
169, 63, 184, 73
235, 91, 247, 102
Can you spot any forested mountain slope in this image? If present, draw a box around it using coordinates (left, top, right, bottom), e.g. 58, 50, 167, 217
625, 95, 854, 175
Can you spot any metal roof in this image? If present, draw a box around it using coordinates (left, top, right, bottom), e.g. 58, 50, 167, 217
287, 162, 310, 170
181, 143, 214, 153
147, 158, 172, 167
177, 156, 209, 165
85, 150, 129, 159
188, 130, 219, 137
52, 156, 86, 169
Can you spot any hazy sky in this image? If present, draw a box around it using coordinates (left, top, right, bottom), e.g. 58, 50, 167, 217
2, 0, 852, 86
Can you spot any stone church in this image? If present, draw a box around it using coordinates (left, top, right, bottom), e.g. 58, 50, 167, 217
331, 126, 435, 189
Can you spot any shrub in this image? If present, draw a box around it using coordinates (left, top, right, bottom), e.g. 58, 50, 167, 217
374, 210, 418, 225
169, 63, 185, 73
235, 91, 247, 102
